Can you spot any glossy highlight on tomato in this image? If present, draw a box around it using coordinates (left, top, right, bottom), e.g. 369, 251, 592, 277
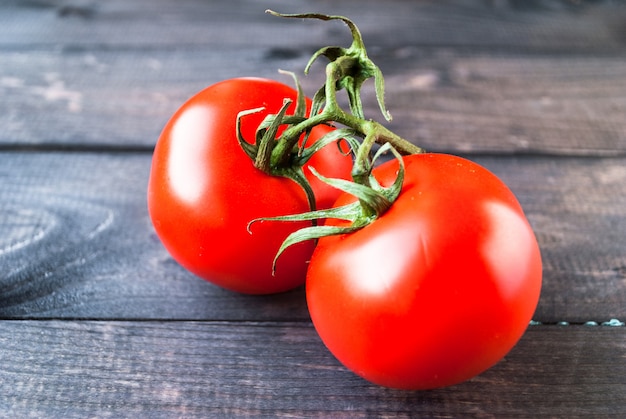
306, 153, 542, 389
147, 78, 353, 294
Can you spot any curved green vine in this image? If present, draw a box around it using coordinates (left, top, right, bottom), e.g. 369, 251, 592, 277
238, 11, 426, 272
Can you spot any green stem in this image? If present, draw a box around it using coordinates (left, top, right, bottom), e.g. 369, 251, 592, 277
270, 113, 331, 168
242, 11, 426, 270
270, 61, 424, 173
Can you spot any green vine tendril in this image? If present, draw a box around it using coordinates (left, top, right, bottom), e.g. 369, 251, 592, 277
238, 11, 426, 273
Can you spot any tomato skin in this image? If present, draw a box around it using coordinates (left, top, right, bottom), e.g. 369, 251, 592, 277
306, 153, 542, 389
148, 78, 352, 294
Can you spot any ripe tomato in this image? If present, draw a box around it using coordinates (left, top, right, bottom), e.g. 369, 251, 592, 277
306, 153, 542, 389
148, 78, 352, 294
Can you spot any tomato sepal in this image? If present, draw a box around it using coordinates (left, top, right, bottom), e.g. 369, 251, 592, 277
250, 143, 405, 272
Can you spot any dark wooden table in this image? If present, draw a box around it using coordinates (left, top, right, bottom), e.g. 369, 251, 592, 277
1, 0, 625, 417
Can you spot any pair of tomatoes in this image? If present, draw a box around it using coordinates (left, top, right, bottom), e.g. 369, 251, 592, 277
147, 78, 542, 390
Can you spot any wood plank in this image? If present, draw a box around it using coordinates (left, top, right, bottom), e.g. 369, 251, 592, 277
2, 48, 625, 154
0, 321, 624, 418
384, 53, 626, 155
0, 152, 624, 323
2, 0, 624, 51
1, 0, 625, 153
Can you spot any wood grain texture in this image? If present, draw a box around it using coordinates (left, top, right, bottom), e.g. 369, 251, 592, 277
1, 0, 625, 153
2, 0, 624, 51
0, 153, 624, 323
0, 152, 309, 321
0, 321, 624, 418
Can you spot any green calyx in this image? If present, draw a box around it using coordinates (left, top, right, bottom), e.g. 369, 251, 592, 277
239, 11, 425, 273
236, 70, 323, 212
250, 143, 405, 274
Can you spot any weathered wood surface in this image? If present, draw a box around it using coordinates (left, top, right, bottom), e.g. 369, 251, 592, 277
1, 0, 626, 154
1, 152, 624, 323
1, 322, 624, 419
1, 0, 625, 417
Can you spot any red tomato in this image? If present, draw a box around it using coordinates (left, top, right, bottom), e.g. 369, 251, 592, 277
148, 78, 353, 294
306, 153, 542, 389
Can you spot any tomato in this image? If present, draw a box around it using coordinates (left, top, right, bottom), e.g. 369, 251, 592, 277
148, 78, 353, 294
306, 153, 542, 389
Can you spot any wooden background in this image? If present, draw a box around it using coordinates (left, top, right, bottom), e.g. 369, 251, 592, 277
1, 0, 625, 417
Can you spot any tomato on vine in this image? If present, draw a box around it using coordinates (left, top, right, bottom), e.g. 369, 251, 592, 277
253, 11, 543, 390
148, 8, 543, 390
147, 77, 353, 294
306, 153, 542, 389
